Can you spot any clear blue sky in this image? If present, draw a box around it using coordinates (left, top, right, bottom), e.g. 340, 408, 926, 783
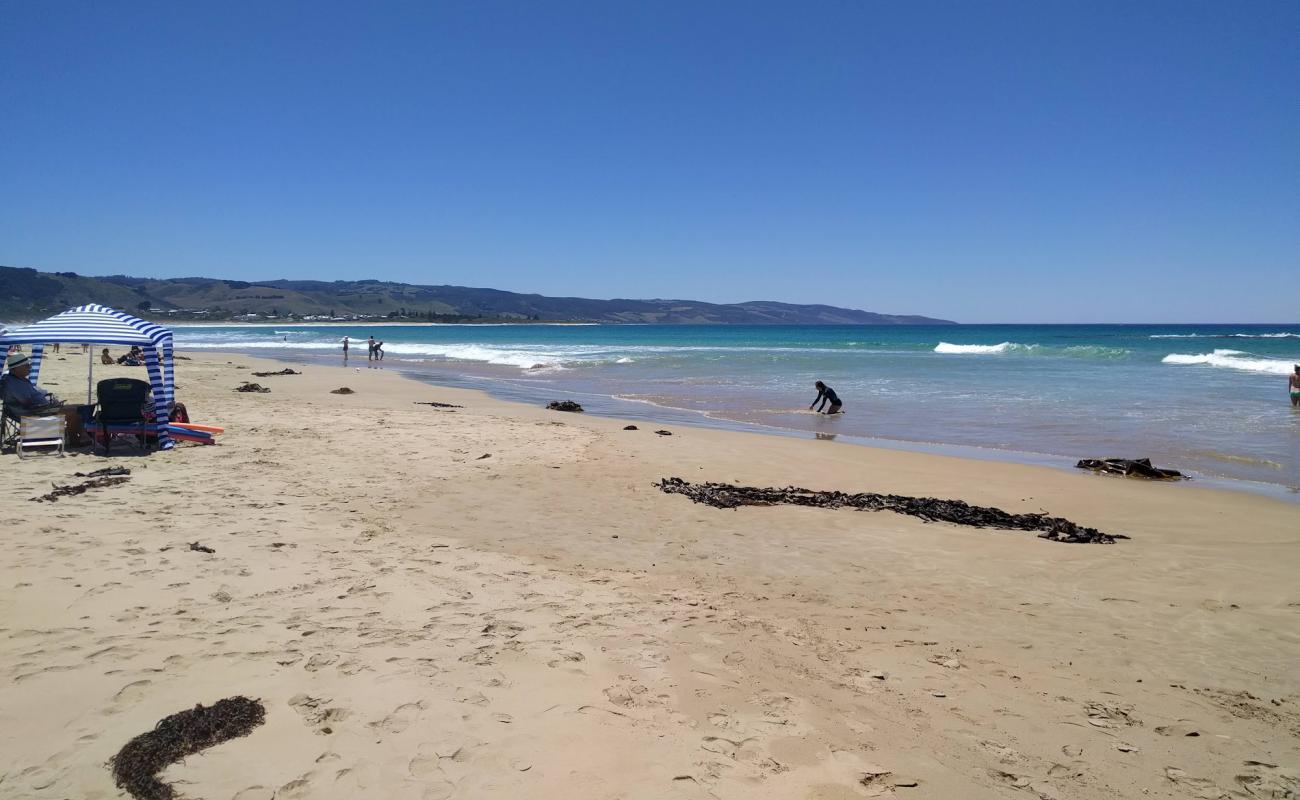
2, 1, 1297, 322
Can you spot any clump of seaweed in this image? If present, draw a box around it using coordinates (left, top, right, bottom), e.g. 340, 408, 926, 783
110, 696, 266, 800
658, 478, 1126, 544
31, 476, 130, 503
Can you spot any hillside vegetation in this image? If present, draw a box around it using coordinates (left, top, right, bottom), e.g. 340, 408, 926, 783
0, 266, 955, 325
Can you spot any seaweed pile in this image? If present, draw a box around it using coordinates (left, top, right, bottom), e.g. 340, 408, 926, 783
111, 696, 266, 800
546, 400, 584, 412
1076, 458, 1186, 480
32, 475, 131, 503
658, 478, 1126, 544
415, 400, 463, 409
234, 382, 270, 393
251, 368, 301, 377
75, 466, 131, 478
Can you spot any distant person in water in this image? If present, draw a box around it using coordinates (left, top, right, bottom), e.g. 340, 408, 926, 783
810, 380, 843, 414
342, 336, 350, 362
367, 336, 376, 361
375, 341, 385, 361
1290, 365, 1300, 407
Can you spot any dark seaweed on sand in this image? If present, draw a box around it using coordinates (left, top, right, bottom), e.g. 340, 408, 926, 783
31, 476, 130, 503
110, 696, 266, 800
658, 478, 1126, 544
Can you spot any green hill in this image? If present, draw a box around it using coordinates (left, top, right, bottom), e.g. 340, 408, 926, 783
0, 266, 956, 325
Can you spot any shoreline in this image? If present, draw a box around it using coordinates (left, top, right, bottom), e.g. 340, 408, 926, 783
222, 346, 1300, 502
4, 351, 1297, 799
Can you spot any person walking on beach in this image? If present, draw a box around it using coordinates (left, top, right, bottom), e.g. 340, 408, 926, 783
367, 336, 376, 361
375, 341, 385, 361
810, 380, 843, 414
342, 336, 350, 363
1290, 365, 1300, 407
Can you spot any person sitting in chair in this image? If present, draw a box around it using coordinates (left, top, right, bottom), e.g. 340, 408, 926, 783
116, 346, 144, 366
0, 352, 89, 445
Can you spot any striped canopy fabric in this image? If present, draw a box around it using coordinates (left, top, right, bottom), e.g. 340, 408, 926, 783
0, 305, 175, 450
0, 304, 170, 347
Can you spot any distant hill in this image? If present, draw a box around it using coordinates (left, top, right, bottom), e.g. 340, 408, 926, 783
0, 266, 956, 325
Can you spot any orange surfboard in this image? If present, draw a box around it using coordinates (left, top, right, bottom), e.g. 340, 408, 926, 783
172, 423, 225, 434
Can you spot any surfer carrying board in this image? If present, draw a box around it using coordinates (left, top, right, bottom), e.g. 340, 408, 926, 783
810, 381, 843, 415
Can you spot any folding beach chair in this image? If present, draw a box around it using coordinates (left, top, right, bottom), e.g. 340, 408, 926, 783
95, 377, 152, 455
16, 414, 65, 458
0, 403, 19, 453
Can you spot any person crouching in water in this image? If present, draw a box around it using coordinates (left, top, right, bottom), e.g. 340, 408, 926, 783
810, 380, 843, 414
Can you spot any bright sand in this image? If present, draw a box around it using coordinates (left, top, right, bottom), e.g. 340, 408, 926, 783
2, 352, 1297, 799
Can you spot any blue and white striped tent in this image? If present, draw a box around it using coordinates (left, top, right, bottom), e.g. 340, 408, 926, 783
0, 304, 176, 449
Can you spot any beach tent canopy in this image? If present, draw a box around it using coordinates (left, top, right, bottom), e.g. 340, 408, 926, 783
0, 304, 176, 449
0, 304, 171, 347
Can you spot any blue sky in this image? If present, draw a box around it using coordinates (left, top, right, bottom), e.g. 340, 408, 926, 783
2, 1, 1297, 323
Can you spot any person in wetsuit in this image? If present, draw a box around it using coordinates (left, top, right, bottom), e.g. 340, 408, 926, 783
810, 380, 843, 414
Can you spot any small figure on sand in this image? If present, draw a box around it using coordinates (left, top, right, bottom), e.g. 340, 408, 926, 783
342, 336, 350, 362
810, 380, 843, 414
1290, 365, 1300, 407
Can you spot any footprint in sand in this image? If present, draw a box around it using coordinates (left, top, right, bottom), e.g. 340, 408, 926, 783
422, 781, 457, 800
547, 649, 585, 668
304, 653, 338, 672
112, 679, 153, 707
369, 701, 425, 734
288, 694, 351, 733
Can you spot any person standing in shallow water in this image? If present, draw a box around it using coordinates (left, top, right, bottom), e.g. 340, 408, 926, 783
367, 336, 376, 362
342, 336, 350, 363
1290, 365, 1300, 407
810, 380, 843, 414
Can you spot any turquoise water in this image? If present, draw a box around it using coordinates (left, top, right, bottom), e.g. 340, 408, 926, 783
175, 323, 1300, 495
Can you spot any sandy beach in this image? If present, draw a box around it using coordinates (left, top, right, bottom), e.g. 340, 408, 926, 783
2, 351, 1297, 800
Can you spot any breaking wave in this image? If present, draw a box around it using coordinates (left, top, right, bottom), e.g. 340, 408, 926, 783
1151, 332, 1299, 339
934, 342, 1127, 359
935, 341, 1018, 354
1161, 349, 1297, 375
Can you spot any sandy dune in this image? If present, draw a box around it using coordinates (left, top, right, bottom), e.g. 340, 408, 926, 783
1, 352, 1297, 799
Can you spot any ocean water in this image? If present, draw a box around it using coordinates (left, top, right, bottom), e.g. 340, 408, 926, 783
173, 323, 1300, 496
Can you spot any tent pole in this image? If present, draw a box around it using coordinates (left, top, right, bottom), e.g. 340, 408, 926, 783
87, 345, 93, 404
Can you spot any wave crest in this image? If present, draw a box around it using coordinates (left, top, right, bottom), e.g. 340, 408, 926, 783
934, 341, 1018, 354
1161, 350, 1297, 375
934, 342, 1127, 359
1150, 332, 1299, 339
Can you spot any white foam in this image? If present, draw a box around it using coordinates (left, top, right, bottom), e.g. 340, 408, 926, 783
934, 341, 1017, 354
1151, 332, 1300, 339
179, 340, 340, 350
1161, 351, 1297, 375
